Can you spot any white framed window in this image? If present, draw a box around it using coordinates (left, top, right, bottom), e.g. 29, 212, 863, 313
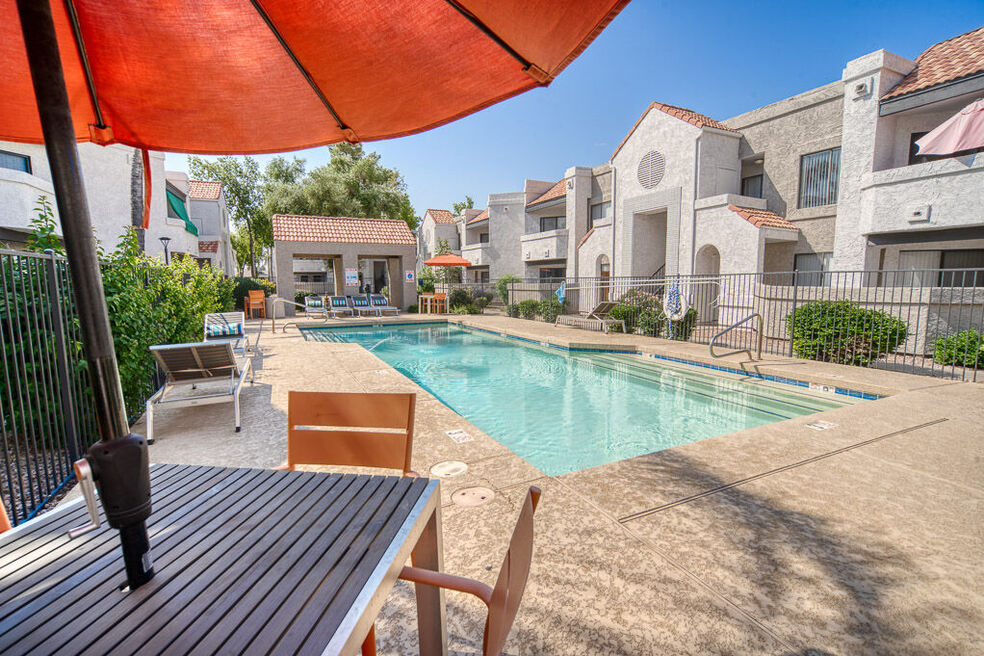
540, 216, 565, 232
589, 201, 610, 230
793, 251, 832, 286
798, 148, 840, 208
0, 150, 31, 174
741, 174, 763, 198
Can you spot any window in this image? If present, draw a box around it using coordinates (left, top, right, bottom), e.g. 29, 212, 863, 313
539, 216, 565, 232
479, 232, 489, 244
539, 267, 565, 280
900, 249, 984, 287
793, 252, 832, 286
908, 132, 984, 166
0, 150, 31, 174
478, 270, 490, 283
589, 201, 610, 230
798, 147, 840, 208
741, 174, 763, 198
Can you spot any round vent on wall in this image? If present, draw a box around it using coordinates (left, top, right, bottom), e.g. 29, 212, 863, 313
637, 150, 665, 189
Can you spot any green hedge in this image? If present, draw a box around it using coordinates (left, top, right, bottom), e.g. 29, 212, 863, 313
538, 297, 565, 323
787, 300, 908, 367
517, 299, 540, 320
495, 274, 521, 304
449, 304, 482, 315
505, 304, 520, 318
933, 329, 983, 369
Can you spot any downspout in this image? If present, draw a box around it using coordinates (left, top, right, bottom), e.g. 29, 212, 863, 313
690, 134, 702, 276
610, 164, 617, 275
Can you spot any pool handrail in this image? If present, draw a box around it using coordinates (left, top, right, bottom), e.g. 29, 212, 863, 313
270, 297, 322, 333
709, 313, 763, 360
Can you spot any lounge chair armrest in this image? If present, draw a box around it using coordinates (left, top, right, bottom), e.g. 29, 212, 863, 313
399, 566, 493, 607
406, 470, 420, 478
274, 463, 293, 471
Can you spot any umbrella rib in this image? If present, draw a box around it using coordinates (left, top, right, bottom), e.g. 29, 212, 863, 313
64, 0, 105, 128
443, 0, 550, 83
247, 0, 356, 140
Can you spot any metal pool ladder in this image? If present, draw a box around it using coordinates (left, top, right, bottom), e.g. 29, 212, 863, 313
709, 313, 763, 360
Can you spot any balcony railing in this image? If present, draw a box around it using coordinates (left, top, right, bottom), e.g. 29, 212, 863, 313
461, 242, 490, 266
521, 229, 568, 262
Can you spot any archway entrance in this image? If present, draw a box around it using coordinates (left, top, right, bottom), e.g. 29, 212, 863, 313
694, 245, 720, 324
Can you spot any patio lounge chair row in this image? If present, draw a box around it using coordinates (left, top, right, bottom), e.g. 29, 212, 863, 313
304, 293, 399, 319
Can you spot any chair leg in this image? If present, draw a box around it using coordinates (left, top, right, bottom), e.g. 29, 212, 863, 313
361, 625, 377, 656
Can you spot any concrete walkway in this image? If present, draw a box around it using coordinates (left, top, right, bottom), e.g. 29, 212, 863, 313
137, 315, 984, 655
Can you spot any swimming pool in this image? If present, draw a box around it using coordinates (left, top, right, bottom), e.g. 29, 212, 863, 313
304, 323, 851, 475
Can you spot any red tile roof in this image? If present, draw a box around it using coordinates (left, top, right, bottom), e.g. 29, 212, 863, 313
577, 227, 595, 249
425, 208, 456, 225
613, 102, 739, 158
187, 180, 222, 200
466, 208, 489, 225
728, 205, 797, 231
272, 214, 416, 245
527, 180, 566, 207
883, 26, 984, 100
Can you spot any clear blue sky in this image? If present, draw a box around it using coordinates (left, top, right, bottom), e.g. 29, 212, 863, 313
165, 2, 981, 217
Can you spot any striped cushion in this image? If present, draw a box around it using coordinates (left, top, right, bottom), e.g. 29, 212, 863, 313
206, 323, 241, 337
371, 297, 386, 306
354, 298, 368, 306
306, 298, 323, 307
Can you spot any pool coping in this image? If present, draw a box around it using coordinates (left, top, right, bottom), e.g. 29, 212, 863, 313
300, 319, 884, 401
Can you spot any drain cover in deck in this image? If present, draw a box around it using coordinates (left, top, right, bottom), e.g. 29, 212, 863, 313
451, 486, 494, 507
430, 461, 468, 477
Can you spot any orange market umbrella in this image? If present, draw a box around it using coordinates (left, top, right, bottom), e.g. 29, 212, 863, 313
423, 254, 473, 267
6, 0, 626, 590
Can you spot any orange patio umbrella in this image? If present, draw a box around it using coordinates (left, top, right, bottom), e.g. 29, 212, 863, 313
5, 0, 627, 589
423, 254, 473, 267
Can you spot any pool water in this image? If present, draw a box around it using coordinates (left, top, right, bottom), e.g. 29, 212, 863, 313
304, 324, 850, 475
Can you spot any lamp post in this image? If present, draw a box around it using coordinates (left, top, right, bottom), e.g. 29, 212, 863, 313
159, 236, 171, 264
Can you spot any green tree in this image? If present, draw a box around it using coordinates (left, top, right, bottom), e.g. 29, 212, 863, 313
451, 195, 474, 215
25, 195, 63, 254
262, 144, 417, 229
188, 155, 266, 277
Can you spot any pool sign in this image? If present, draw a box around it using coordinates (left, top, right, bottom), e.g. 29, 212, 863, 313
405, 270, 415, 282
446, 429, 473, 444
344, 268, 358, 286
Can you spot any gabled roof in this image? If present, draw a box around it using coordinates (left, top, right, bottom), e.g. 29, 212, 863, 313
424, 208, 456, 225
728, 205, 797, 231
883, 26, 984, 100
187, 180, 222, 200
466, 208, 489, 225
526, 180, 566, 207
272, 214, 416, 245
612, 102, 739, 158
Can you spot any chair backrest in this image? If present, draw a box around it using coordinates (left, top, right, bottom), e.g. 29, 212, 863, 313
588, 301, 617, 319
351, 294, 370, 307
370, 294, 389, 306
432, 293, 446, 300
484, 486, 542, 656
286, 391, 415, 475
151, 341, 238, 383
0, 500, 10, 533
329, 296, 350, 308
248, 289, 265, 305
305, 295, 324, 308
204, 311, 245, 338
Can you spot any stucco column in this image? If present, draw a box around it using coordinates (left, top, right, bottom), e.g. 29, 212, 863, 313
339, 252, 360, 294
331, 256, 344, 295
273, 243, 296, 317
386, 257, 403, 308
565, 166, 591, 277
831, 50, 914, 272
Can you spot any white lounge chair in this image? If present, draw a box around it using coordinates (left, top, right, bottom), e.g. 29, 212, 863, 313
204, 311, 248, 354
303, 295, 328, 318
328, 295, 355, 318
146, 340, 253, 443
350, 294, 379, 317
369, 294, 400, 316
555, 301, 626, 334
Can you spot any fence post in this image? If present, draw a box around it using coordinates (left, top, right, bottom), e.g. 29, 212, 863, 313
43, 252, 81, 462
788, 270, 799, 357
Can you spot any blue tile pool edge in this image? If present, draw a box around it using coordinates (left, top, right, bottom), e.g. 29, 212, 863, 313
302, 321, 883, 401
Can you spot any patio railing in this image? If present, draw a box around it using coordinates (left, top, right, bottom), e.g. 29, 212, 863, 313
508, 269, 984, 381
0, 249, 95, 525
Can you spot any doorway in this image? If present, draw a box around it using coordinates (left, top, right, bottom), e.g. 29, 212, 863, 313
598, 255, 611, 303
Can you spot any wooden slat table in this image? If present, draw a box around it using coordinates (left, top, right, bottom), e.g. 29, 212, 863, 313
0, 464, 446, 655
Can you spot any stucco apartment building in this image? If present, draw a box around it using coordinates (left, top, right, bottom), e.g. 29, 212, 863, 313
465, 27, 983, 285
0, 138, 235, 273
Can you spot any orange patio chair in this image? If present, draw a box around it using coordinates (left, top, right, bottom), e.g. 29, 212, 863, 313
244, 289, 266, 319
277, 391, 416, 476
1, 499, 10, 533
363, 486, 542, 656
425, 292, 447, 314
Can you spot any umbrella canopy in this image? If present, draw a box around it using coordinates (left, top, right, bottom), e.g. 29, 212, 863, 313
1, 0, 627, 153
915, 98, 984, 156
424, 254, 473, 267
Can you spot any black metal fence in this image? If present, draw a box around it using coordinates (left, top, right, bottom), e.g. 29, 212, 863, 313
0, 249, 96, 525
508, 269, 984, 381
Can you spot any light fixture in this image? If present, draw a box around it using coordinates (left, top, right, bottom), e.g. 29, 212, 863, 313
158, 236, 172, 264
754, 158, 763, 164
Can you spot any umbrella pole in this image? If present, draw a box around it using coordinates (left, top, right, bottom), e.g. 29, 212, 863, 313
16, 0, 154, 589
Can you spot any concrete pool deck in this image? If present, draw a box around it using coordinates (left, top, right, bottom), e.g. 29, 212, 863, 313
136, 314, 984, 654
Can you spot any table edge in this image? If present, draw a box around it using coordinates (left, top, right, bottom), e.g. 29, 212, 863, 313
324, 478, 441, 656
